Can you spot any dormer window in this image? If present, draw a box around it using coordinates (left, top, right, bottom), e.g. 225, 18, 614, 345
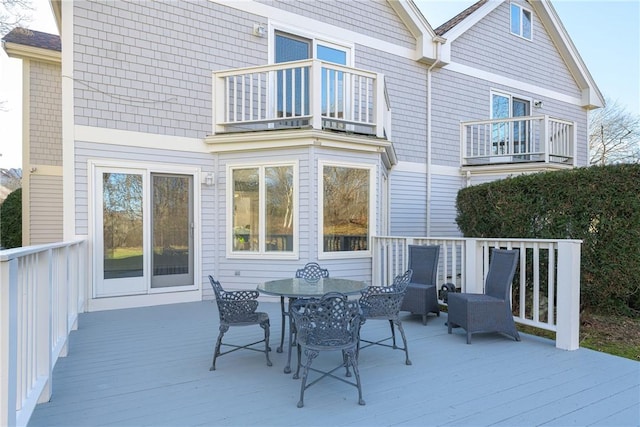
510, 3, 532, 40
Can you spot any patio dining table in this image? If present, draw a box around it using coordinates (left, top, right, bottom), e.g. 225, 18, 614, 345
257, 277, 367, 374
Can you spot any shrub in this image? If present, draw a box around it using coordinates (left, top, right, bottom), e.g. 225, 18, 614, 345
1, 188, 22, 249
456, 164, 640, 316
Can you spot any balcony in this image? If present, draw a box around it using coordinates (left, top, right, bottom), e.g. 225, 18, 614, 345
211, 59, 390, 139
461, 116, 576, 167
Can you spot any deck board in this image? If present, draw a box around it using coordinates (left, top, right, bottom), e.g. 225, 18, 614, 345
28, 301, 639, 427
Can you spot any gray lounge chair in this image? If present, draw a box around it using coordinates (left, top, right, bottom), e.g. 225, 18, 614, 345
447, 248, 521, 344
400, 245, 440, 325
359, 269, 413, 365
208, 276, 272, 370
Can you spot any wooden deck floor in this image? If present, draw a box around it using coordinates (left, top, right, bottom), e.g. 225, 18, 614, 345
28, 301, 639, 427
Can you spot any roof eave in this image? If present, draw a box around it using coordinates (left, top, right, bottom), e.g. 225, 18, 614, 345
387, 0, 444, 64
2, 40, 61, 63
531, 0, 604, 110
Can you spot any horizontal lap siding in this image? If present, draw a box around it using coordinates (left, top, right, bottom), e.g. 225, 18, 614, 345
389, 169, 427, 236
430, 174, 463, 237
29, 175, 63, 244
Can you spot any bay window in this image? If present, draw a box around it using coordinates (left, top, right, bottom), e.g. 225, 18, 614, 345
320, 162, 374, 257
229, 163, 296, 256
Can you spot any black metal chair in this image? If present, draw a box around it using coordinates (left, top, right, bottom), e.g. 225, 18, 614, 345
208, 275, 272, 370
277, 262, 330, 374
447, 249, 521, 344
358, 269, 413, 365
291, 292, 365, 408
400, 245, 441, 325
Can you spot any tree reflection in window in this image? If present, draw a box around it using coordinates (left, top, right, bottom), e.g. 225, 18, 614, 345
102, 173, 143, 279
323, 166, 369, 252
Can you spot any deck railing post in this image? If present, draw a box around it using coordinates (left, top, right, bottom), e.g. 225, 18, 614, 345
556, 240, 581, 350
463, 239, 483, 293
0, 258, 18, 427
310, 60, 322, 130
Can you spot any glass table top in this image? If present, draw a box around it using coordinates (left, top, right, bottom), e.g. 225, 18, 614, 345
258, 277, 366, 298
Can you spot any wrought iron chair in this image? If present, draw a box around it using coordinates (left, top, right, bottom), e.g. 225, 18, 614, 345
276, 262, 330, 373
291, 292, 365, 408
208, 276, 272, 370
358, 269, 413, 365
447, 248, 521, 344
401, 245, 441, 325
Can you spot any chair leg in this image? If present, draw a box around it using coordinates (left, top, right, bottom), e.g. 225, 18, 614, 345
422, 314, 427, 325
297, 349, 319, 408
261, 320, 273, 367
344, 348, 366, 406
394, 320, 411, 365
293, 343, 302, 379
211, 325, 228, 371
466, 331, 472, 344
388, 319, 397, 348
277, 296, 286, 353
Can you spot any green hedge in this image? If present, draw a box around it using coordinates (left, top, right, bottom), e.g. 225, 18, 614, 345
456, 164, 640, 316
0, 188, 22, 249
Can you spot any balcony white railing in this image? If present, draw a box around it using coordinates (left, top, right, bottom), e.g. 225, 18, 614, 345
461, 115, 576, 166
212, 59, 389, 138
372, 236, 581, 351
0, 239, 87, 427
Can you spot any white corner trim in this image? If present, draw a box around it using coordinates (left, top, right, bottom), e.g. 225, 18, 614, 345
75, 125, 209, 153
443, 62, 584, 107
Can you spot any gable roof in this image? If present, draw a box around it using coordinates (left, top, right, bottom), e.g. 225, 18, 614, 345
2, 28, 61, 63
435, 0, 604, 110
434, 0, 488, 36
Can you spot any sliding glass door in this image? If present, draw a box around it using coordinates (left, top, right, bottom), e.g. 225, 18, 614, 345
95, 167, 195, 297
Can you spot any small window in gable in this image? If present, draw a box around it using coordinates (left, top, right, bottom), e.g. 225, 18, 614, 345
510, 3, 532, 40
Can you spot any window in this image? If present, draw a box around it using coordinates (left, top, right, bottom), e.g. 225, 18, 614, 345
320, 162, 374, 257
274, 31, 351, 119
229, 163, 296, 256
510, 3, 532, 40
491, 91, 531, 155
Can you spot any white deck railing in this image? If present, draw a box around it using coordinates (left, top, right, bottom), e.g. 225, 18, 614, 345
0, 239, 87, 427
372, 236, 581, 351
212, 59, 389, 138
461, 115, 576, 166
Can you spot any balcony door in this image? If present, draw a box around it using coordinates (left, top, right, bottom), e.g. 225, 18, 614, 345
95, 167, 194, 298
274, 32, 349, 119
491, 92, 530, 155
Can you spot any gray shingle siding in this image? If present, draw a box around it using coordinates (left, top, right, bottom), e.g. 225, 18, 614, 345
450, 1, 581, 99
30, 61, 62, 166
73, 0, 267, 138
257, 0, 416, 49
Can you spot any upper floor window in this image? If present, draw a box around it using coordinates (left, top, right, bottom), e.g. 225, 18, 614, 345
229, 163, 296, 257
510, 3, 532, 40
319, 161, 374, 258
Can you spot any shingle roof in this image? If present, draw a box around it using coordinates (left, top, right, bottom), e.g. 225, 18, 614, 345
2, 27, 61, 52
434, 0, 488, 36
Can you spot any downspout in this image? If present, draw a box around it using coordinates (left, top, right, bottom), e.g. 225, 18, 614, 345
426, 38, 444, 237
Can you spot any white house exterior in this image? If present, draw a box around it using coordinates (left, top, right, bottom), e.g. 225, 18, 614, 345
2, 0, 603, 312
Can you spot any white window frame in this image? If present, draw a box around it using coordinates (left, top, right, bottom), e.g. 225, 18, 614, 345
226, 161, 299, 260
510, 3, 533, 41
318, 160, 376, 260
268, 22, 355, 66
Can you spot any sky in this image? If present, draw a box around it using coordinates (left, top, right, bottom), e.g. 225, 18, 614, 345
0, 0, 639, 169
